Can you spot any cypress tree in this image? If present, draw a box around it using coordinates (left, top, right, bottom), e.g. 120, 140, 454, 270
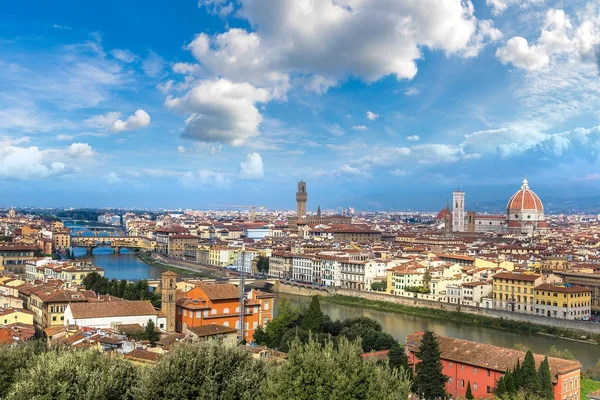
521, 351, 539, 394
513, 359, 522, 389
413, 331, 448, 400
300, 296, 324, 333
505, 370, 516, 393
495, 375, 507, 397
537, 356, 554, 400
465, 381, 474, 399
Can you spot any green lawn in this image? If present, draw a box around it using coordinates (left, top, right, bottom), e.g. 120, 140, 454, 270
582, 378, 600, 399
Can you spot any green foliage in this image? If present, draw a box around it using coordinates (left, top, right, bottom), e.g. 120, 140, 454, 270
465, 381, 474, 400
278, 327, 310, 353
423, 268, 432, 290
7, 348, 138, 400
521, 351, 539, 394
263, 337, 411, 400
82, 272, 161, 307
145, 320, 159, 344
300, 296, 324, 333
548, 345, 576, 360
253, 325, 268, 345
256, 255, 269, 274
261, 298, 301, 348
135, 341, 266, 400
497, 390, 544, 400
0, 340, 48, 398
584, 360, 600, 380
581, 378, 600, 399
404, 286, 430, 294
413, 331, 448, 400
494, 374, 507, 397
388, 344, 409, 372
370, 281, 387, 292
537, 356, 553, 400
322, 315, 343, 336
504, 370, 515, 393
512, 359, 522, 389
0, 235, 13, 242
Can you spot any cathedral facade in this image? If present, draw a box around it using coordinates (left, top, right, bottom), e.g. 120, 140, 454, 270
437, 177, 548, 235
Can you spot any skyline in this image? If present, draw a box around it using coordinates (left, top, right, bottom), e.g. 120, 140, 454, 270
2, 0, 600, 208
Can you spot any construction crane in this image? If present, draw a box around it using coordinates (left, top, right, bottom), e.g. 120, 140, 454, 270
209, 204, 265, 222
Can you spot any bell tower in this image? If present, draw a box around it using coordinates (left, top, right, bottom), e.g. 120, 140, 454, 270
296, 180, 307, 218
161, 270, 177, 332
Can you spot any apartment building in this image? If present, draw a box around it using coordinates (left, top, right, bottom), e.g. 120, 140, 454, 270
492, 272, 560, 313
268, 252, 293, 280
534, 283, 591, 320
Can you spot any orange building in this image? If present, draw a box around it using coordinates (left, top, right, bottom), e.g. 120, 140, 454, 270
176, 282, 273, 342
406, 332, 581, 400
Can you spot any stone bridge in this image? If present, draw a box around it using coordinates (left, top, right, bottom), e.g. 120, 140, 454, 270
70, 236, 148, 254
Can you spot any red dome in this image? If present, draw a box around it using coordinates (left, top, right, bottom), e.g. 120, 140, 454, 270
506, 178, 543, 213
436, 207, 452, 220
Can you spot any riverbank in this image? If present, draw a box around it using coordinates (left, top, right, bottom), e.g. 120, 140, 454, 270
135, 252, 215, 278
321, 294, 600, 345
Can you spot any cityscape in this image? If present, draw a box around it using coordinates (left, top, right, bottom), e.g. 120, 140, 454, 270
3, 0, 600, 399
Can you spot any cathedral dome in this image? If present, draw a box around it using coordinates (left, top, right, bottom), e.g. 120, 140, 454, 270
436, 207, 452, 221
506, 177, 543, 213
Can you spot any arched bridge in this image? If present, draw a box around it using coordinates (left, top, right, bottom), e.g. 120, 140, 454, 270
70, 236, 149, 254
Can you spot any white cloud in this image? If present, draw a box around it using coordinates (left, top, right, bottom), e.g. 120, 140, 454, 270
111, 49, 137, 63
485, 0, 543, 15
180, 170, 232, 189
142, 51, 166, 78
177, 146, 186, 153
52, 24, 72, 30
404, 88, 420, 96
352, 125, 368, 131
85, 110, 151, 132
327, 164, 372, 179
406, 135, 420, 141
411, 144, 464, 164
327, 124, 345, 136
198, 0, 234, 17
111, 110, 151, 132
496, 37, 549, 70
390, 169, 411, 176
238, 152, 264, 180
172, 62, 201, 75
56, 134, 74, 141
366, 111, 379, 121
0, 138, 95, 180
326, 144, 349, 151
104, 172, 122, 184
157, 80, 174, 94
165, 79, 271, 146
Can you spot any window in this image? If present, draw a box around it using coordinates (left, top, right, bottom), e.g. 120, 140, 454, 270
211, 309, 217, 315
449, 377, 453, 384
474, 367, 478, 374
461, 364, 464, 371
473, 383, 478, 391
461, 379, 465, 387
449, 361, 453, 367
487, 370, 491, 377
223, 321, 229, 327
196, 311, 201, 318
223, 308, 230, 314
52, 316, 56, 321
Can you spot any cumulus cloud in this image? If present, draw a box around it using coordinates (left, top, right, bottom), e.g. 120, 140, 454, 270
238, 152, 264, 180
366, 111, 379, 121
111, 110, 151, 132
406, 135, 420, 141
486, 0, 543, 16
85, 110, 150, 132
0, 138, 95, 180
169, 0, 501, 145
496, 8, 600, 71
165, 79, 270, 146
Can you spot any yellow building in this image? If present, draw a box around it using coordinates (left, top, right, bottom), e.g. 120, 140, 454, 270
29, 289, 89, 329
474, 258, 515, 271
52, 229, 71, 251
492, 272, 542, 314
0, 308, 34, 326
534, 283, 591, 320
386, 265, 424, 295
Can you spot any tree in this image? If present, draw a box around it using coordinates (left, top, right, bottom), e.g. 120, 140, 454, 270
262, 298, 300, 348
537, 356, 553, 400
521, 351, 539, 394
548, 345, 575, 360
465, 381, 474, 399
135, 341, 266, 400
279, 327, 309, 353
371, 281, 387, 292
0, 340, 47, 398
145, 320, 159, 344
252, 325, 268, 345
300, 296, 324, 333
263, 336, 412, 400
6, 348, 138, 400
423, 267, 432, 290
504, 370, 515, 394
256, 255, 269, 274
494, 375, 507, 397
388, 344, 409, 373
413, 331, 448, 400
512, 359, 522, 389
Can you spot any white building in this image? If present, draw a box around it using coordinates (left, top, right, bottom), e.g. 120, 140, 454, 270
233, 249, 258, 274
452, 190, 465, 232
292, 255, 315, 283
63, 300, 167, 330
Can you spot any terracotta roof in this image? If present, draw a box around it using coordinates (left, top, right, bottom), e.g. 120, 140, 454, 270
492, 272, 540, 281
125, 349, 161, 362
535, 283, 591, 294
406, 332, 580, 378
195, 283, 239, 301
187, 324, 238, 337
506, 178, 543, 212
68, 300, 158, 319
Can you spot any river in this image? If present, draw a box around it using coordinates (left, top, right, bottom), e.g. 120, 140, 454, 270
276, 293, 600, 370
65, 222, 599, 369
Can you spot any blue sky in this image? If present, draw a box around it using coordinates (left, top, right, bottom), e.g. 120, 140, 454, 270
2, 0, 600, 211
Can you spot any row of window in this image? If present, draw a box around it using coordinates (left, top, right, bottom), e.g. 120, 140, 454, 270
494, 285, 534, 294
